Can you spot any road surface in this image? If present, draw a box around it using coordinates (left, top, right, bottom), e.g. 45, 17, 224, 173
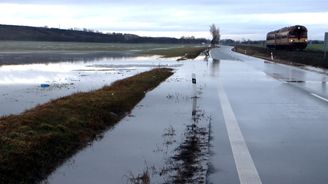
208, 46, 328, 184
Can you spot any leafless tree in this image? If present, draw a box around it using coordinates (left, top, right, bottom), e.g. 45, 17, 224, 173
209, 24, 220, 46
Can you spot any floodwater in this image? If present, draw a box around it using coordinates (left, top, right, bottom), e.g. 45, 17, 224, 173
0, 56, 182, 116
5, 46, 328, 184
1, 52, 215, 183
41, 47, 328, 184
42, 55, 218, 184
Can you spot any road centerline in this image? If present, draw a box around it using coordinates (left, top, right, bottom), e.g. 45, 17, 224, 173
217, 81, 262, 184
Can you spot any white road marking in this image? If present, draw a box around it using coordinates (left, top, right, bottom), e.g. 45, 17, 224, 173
311, 93, 328, 103
217, 81, 262, 184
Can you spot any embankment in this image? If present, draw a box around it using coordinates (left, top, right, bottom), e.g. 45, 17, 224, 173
234, 45, 328, 69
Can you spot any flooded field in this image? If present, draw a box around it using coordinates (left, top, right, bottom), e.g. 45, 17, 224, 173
0, 42, 193, 65
0, 55, 181, 116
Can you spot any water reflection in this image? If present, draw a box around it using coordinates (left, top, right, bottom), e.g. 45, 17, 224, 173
0, 51, 135, 66
128, 85, 212, 184
322, 75, 327, 93
0, 56, 181, 116
192, 96, 197, 117
0, 56, 174, 85
209, 59, 220, 77
160, 93, 211, 183
264, 61, 306, 82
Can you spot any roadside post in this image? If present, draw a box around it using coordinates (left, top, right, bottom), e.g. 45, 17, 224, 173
324, 32, 328, 59
192, 73, 197, 98
271, 52, 274, 60
192, 73, 196, 85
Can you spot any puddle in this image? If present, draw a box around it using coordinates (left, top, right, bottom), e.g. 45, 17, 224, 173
0, 56, 181, 116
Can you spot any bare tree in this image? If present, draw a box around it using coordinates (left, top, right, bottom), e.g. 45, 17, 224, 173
209, 24, 220, 46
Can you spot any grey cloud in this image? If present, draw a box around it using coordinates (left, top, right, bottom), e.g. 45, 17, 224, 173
0, 0, 326, 40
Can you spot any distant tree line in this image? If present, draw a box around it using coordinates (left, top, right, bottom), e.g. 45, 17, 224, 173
308, 40, 324, 44
0, 24, 208, 44
219, 39, 265, 46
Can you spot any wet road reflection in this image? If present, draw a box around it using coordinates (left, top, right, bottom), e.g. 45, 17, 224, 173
119, 56, 219, 183
126, 69, 212, 184
209, 59, 220, 77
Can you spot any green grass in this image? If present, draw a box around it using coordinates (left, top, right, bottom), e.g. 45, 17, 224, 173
306, 43, 326, 51
0, 68, 173, 184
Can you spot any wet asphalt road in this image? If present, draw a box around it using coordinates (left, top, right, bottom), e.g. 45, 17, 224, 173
209, 46, 328, 184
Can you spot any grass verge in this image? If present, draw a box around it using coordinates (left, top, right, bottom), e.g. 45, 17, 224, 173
306, 44, 326, 52
234, 45, 328, 69
0, 68, 173, 184
141, 46, 208, 60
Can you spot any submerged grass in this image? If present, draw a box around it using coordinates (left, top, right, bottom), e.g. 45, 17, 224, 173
0, 68, 173, 184
141, 46, 208, 60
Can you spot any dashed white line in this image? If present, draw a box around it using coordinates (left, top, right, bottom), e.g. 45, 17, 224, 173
217, 81, 262, 184
311, 93, 328, 103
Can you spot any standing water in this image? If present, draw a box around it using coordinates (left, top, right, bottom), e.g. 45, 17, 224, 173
0, 56, 181, 116
43, 56, 220, 184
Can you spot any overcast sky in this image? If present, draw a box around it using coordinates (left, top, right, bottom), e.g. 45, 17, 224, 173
0, 0, 327, 40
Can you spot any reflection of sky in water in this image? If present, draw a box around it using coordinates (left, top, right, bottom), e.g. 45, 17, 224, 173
0, 64, 75, 84
0, 56, 167, 85
0, 56, 181, 116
